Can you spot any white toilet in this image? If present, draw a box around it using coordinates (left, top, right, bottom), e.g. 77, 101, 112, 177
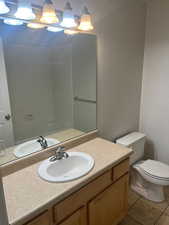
116, 132, 169, 202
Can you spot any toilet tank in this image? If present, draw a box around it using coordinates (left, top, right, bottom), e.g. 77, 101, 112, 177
116, 132, 146, 165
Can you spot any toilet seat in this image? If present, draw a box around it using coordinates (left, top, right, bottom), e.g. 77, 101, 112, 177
142, 170, 169, 181
132, 160, 169, 202
138, 160, 169, 181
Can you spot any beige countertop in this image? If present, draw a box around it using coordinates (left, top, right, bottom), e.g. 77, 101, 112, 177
2, 137, 132, 225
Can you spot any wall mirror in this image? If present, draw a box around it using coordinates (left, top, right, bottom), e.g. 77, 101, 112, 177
0, 23, 97, 166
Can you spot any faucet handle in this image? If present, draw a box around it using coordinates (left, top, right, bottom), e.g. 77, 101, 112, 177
50, 146, 68, 162
51, 146, 65, 155
56, 146, 65, 152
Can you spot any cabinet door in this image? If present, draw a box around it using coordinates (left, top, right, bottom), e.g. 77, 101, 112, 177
59, 207, 87, 225
54, 170, 112, 223
25, 211, 51, 225
89, 174, 129, 225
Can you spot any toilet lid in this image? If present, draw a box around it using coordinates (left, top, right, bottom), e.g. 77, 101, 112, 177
139, 160, 169, 179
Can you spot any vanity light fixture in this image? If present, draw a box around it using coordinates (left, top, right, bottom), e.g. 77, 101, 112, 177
64, 29, 79, 35
14, 0, 36, 20
78, 7, 93, 31
40, 0, 59, 24
0, 0, 94, 33
4, 18, 23, 25
27, 12, 45, 29
47, 26, 63, 32
60, 2, 77, 28
0, 0, 9, 14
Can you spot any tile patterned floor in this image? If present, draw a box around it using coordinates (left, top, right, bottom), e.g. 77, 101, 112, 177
119, 188, 169, 225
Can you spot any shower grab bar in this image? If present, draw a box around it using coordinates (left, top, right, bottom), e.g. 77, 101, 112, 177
74, 97, 96, 104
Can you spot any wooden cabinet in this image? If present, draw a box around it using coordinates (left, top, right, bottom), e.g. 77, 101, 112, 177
88, 174, 129, 225
54, 170, 112, 223
113, 159, 129, 181
24, 211, 51, 225
58, 207, 87, 225
23, 159, 129, 225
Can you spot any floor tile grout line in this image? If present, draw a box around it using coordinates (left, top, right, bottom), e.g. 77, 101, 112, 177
154, 203, 169, 225
128, 195, 167, 225
128, 214, 145, 225
128, 189, 169, 225
128, 196, 141, 210
161, 199, 169, 215
153, 209, 166, 225
128, 197, 147, 225
127, 215, 143, 225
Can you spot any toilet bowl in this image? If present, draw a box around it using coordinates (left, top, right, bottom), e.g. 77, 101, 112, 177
131, 160, 169, 202
116, 132, 169, 202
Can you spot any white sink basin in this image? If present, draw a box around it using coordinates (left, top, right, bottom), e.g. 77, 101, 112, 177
38, 152, 95, 182
14, 138, 60, 158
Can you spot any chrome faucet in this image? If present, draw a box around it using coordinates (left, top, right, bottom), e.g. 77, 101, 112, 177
50, 146, 69, 162
37, 136, 48, 149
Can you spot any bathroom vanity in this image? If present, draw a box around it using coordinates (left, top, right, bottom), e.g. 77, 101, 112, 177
2, 138, 132, 225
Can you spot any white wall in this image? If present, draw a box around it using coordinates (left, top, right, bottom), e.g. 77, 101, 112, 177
96, 0, 146, 141
140, 0, 169, 163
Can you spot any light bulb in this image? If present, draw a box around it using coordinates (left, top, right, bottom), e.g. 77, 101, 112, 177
0, 0, 10, 14
78, 7, 94, 31
27, 12, 45, 29
64, 29, 78, 35
60, 2, 77, 28
40, 0, 59, 24
15, 0, 36, 20
47, 26, 63, 32
4, 18, 23, 25
27, 23, 45, 29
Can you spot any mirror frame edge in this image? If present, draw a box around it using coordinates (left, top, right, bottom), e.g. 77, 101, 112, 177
0, 176, 9, 225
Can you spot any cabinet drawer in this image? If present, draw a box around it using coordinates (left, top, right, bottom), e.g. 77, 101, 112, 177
24, 211, 51, 225
113, 159, 129, 181
54, 170, 113, 223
